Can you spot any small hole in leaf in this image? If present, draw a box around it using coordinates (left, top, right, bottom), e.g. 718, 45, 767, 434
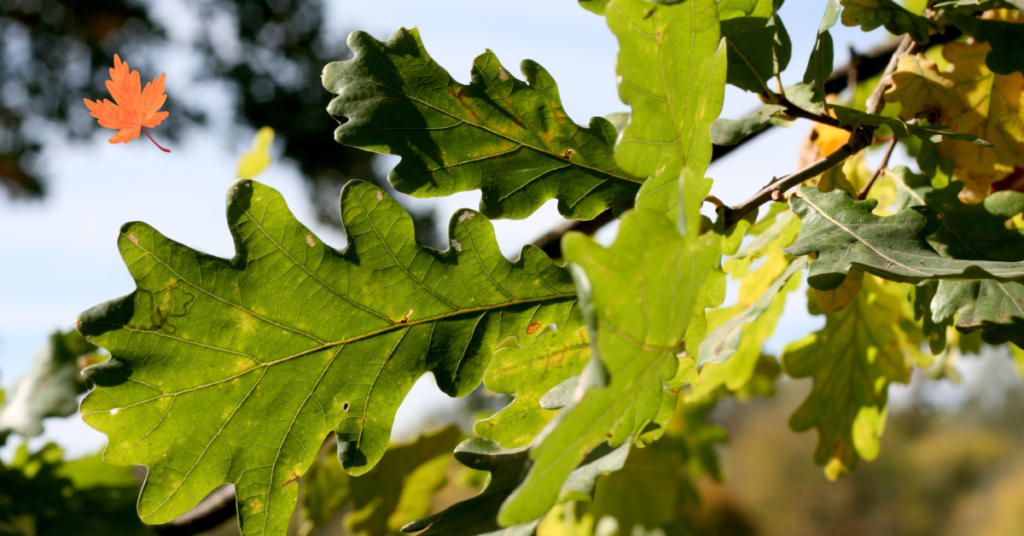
343, 402, 350, 411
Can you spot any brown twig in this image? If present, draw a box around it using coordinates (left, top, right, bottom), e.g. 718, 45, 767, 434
847, 45, 861, 100
720, 138, 863, 230
720, 31, 921, 231
858, 136, 898, 200
774, 93, 842, 128
531, 29, 963, 254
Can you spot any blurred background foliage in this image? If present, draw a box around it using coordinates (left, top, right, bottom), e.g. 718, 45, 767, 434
3, 329, 1024, 535
0, 0, 440, 245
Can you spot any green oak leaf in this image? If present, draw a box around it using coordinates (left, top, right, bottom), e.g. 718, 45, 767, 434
839, 0, 940, 43
790, 0, 841, 113
720, 1, 793, 94
692, 257, 804, 397
783, 276, 912, 479
946, 12, 1024, 76
579, 0, 607, 15
322, 27, 640, 221
474, 322, 592, 448
894, 168, 1024, 347
0, 330, 98, 440
606, 0, 728, 183
499, 207, 720, 525
711, 104, 787, 146
586, 399, 726, 533
784, 186, 1024, 290
831, 105, 993, 145
718, 0, 761, 18
76, 179, 578, 535
403, 437, 629, 536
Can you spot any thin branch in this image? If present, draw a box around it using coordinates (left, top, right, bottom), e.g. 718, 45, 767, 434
858, 136, 898, 200
864, 34, 913, 116
774, 93, 842, 128
720, 28, 920, 231
720, 141, 860, 230
531, 29, 963, 254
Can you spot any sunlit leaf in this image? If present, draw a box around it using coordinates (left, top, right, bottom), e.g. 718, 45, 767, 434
894, 167, 1024, 346
839, 0, 939, 43
785, 185, 1024, 290
782, 276, 912, 479
322, 28, 640, 220
885, 45, 1024, 202
499, 206, 720, 525
77, 179, 577, 535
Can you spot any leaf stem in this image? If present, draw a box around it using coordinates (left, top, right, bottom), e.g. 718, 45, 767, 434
720, 141, 859, 230
773, 93, 842, 128
531, 28, 961, 255
142, 127, 171, 153
721, 32, 921, 231
858, 136, 898, 200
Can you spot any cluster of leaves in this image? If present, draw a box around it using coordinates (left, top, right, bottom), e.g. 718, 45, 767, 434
38, 0, 1024, 535
0, 443, 150, 536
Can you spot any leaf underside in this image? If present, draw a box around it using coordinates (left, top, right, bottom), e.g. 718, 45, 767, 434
786, 186, 1024, 291
77, 179, 577, 536
323, 27, 640, 221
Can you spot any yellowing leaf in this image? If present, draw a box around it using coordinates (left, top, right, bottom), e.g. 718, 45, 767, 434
238, 127, 274, 179
798, 100, 850, 169
839, 0, 939, 43
782, 276, 913, 479
814, 266, 864, 313
886, 45, 1024, 202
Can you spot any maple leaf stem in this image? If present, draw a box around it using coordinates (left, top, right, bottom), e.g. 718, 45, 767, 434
142, 127, 171, 153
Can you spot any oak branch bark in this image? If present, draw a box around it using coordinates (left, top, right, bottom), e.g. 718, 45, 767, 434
533, 28, 962, 256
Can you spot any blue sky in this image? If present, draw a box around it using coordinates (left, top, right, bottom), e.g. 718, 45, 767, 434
0, 0, 912, 457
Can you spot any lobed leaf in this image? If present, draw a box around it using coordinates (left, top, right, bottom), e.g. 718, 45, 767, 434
894, 168, 1024, 347
783, 276, 912, 480
792, 0, 842, 113
323, 27, 640, 221
474, 322, 591, 448
76, 179, 577, 535
839, 0, 940, 43
785, 186, 1024, 290
606, 0, 728, 184
946, 10, 1024, 76
831, 104, 992, 145
711, 104, 787, 146
719, 0, 793, 94
404, 437, 629, 536
884, 45, 1024, 202
693, 256, 804, 397
499, 207, 720, 525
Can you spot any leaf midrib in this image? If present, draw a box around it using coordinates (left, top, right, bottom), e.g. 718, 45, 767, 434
332, 72, 642, 186
894, 180, 1024, 317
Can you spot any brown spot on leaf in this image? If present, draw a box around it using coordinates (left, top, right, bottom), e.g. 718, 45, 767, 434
282, 471, 301, 488
343, 402, 350, 411
526, 322, 543, 335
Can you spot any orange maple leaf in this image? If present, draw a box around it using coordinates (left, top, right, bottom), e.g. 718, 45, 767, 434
83, 54, 170, 152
